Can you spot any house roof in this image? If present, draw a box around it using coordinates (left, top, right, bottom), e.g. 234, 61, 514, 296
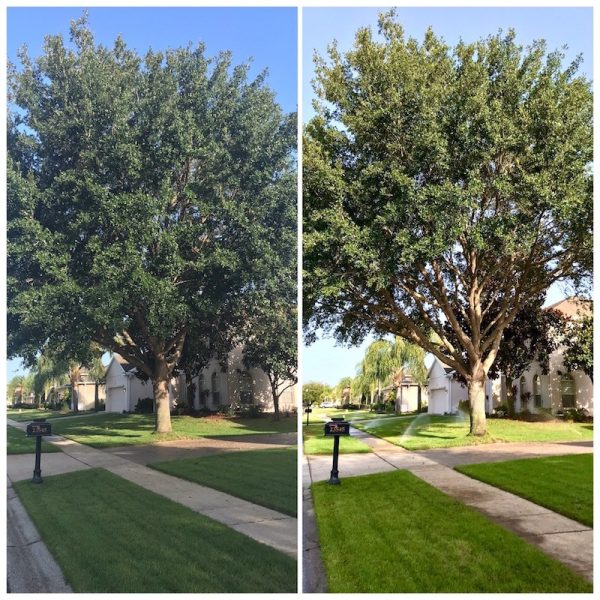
545, 296, 592, 318
427, 357, 455, 378
113, 354, 137, 373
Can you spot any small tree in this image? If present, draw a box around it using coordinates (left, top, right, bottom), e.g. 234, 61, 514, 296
487, 296, 564, 415
243, 299, 297, 420
304, 13, 592, 435
562, 311, 593, 382
303, 382, 332, 407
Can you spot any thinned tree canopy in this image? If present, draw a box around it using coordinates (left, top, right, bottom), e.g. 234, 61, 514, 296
304, 12, 592, 382
8, 16, 296, 381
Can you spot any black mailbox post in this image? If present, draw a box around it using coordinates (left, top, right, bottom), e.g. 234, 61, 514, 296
324, 417, 350, 484
26, 418, 52, 484
305, 407, 312, 426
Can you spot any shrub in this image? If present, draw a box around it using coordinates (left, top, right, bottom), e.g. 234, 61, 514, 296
457, 399, 470, 414
342, 403, 360, 410
560, 407, 590, 423
493, 404, 509, 418
96, 400, 106, 412
134, 397, 154, 414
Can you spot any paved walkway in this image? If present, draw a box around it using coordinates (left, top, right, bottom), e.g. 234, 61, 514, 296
304, 426, 593, 583
8, 419, 297, 559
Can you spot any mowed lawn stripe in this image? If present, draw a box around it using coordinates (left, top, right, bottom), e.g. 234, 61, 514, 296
354, 414, 593, 450
151, 447, 297, 516
303, 423, 371, 455
311, 470, 591, 593
13, 468, 296, 593
49, 412, 296, 448
7, 425, 61, 454
456, 454, 593, 527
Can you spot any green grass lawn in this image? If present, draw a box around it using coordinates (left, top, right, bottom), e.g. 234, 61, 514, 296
7, 408, 95, 422
303, 423, 372, 455
311, 470, 591, 593
151, 447, 297, 516
307, 407, 400, 423
354, 414, 593, 450
14, 468, 296, 593
7, 425, 61, 455
49, 413, 297, 448
457, 454, 593, 527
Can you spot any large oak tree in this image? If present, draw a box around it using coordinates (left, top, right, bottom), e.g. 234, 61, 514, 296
303, 13, 592, 435
8, 15, 296, 432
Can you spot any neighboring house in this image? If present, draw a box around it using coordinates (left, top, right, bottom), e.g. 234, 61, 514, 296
508, 298, 593, 416
427, 358, 493, 415
380, 375, 429, 413
105, 355, 182, 413
427, 297, 593, 416
191, 346, 297, 413
49, 368, 106, 412
105, 347, 297, 414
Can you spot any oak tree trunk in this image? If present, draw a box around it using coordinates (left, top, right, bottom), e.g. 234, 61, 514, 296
152, 358, 172, 433
468, 369, 487, 436
70, 376, 79, 414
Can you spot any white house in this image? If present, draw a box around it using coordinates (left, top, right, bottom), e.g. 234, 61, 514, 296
191, 346, 297, 413
380, 375, 429, 413
105, 355, 182, 413
509, 298, 593, 416
105, 347, 297, 414
427, 298, 593, 416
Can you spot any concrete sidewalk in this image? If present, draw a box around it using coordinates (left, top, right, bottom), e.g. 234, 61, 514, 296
304, 426, 593, 583
8, 430, 297, 558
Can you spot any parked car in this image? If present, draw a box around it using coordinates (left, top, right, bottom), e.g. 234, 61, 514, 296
320, 400, 336, 408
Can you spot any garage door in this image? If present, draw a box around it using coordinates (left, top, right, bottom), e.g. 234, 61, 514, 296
428, 388, 447, 415
107, 386, 127, 413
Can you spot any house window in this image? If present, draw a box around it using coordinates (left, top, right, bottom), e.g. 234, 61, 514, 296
533, 375, 542, 408
519, 376, 527, 405
198, 375, 205, 406
240, 371, 253, 405
211, 372, 220, 406
560, 373, 575, 408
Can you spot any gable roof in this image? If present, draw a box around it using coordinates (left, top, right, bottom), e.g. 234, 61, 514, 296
114, 354, 136, 373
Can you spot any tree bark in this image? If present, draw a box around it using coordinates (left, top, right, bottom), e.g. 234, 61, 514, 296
94, 380, 99, 412
152, 358, 172, 433
417, 386, 422, 413
70, 375, 79, 414
468, 369, 487, 436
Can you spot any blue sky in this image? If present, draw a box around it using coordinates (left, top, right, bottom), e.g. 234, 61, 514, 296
6, 6, 298, 380
302, 6, 593, 387
8, 7, 298, 114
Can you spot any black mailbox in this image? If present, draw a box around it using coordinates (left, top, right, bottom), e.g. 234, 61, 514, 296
26, 421, 52, 437
324, 421, 350, 436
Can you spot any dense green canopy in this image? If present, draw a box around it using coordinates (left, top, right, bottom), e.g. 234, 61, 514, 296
304, 12, 592, 434
8, 15, 297, 431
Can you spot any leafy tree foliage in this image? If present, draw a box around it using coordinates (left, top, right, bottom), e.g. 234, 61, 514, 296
304, 12, 592, 434
562, 311, 593, 382
485, 295, 564, 414
303, 382, 332, 407
8, 16, 296, 432
358, 338, 426, 411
